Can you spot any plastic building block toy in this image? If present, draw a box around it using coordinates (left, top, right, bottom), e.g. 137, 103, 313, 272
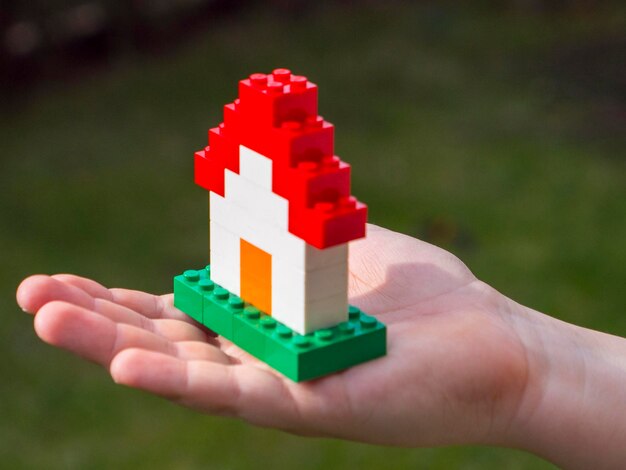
174, 69, 386, 381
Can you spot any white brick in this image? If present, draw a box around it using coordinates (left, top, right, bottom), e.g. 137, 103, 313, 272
210, 191, 300, 264
272, 261, 348, 334
279, 241, 348, 272
239, 145, 273, 190
211, 191, 348, 271
224, 169, 288, 230
273, 258, 347, 303
208, 221, 240, 296
305, 291, 349, 332
272, 288, 348, 335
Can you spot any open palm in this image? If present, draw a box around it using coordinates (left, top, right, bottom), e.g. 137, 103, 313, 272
16, 225, 529, 448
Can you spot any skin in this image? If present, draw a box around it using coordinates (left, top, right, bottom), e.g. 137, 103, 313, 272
16, 225, 626, 468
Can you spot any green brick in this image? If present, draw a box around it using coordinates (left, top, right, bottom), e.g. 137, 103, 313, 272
203, 286, 239, 338
233, 306, 266, 358
264, 326, 302, 381
173, 268, 210, 323
173, 266, 386, 382
265, 311, 386, 381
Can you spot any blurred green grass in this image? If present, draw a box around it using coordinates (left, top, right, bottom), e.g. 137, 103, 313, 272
1, 3, 624, 468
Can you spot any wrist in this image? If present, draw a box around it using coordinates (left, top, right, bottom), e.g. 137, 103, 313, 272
504, 303, 626, 467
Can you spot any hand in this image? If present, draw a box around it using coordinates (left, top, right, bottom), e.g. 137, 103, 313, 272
19, 223, 626, 468
16, 225, 530, 447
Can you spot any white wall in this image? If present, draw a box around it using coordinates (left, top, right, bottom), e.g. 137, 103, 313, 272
209, 145, 348, 334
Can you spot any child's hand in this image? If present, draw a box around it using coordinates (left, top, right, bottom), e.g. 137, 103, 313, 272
16, 225, 626, 468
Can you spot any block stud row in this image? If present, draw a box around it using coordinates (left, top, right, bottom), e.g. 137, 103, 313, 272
179, 267, 380, 350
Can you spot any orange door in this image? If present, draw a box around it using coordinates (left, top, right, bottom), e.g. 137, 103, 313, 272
240, 239, 272, 314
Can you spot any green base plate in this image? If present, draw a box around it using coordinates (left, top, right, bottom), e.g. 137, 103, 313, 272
173, 265, 386, 382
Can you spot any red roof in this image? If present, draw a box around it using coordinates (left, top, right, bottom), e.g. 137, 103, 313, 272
194, 69, 367, 249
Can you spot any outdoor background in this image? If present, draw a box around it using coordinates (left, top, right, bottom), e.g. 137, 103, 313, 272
1, 1, 624, 468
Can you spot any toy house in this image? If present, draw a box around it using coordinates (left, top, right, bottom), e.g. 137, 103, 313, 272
173, 69, 386, 381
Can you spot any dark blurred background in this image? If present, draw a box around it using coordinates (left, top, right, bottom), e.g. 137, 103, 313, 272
1, 1, 624, 468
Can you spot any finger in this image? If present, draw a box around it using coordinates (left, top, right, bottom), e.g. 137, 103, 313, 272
51, 273, 194, 323
151, 319, 210, 343
109, 289, 192, 322
34, 301, 230, 366
18, 274, 197, 326
174, 341, 231, 362
51, 274, 114, 300
110, 349, 306, 429
17, 275, 95, 314
91, 297, 209, 342
17, 275, 208, 341
51, 274, 192, 322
